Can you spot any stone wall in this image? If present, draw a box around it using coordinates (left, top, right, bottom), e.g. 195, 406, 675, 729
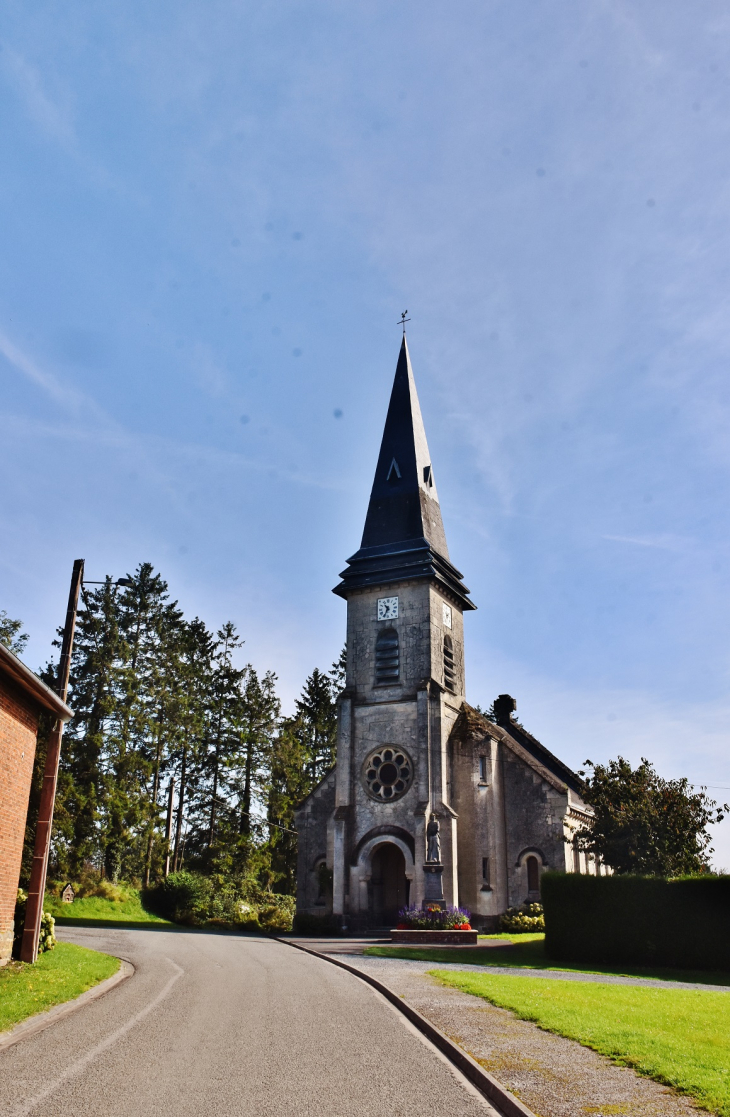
450, 708, 574, 930
330, 579, 467, 923
294, 769, 336, 915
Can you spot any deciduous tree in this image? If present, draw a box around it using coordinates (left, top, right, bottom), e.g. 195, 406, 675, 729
576, 756, 728, 876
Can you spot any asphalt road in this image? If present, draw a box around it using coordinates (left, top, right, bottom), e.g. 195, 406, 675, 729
0, 926, 496, 1117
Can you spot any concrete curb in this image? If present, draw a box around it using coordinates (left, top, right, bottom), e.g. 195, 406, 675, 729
278, 938, 537, 1117
0, 958, 134, 1052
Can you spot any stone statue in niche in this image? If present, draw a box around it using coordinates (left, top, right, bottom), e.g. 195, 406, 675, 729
426, 814, 441, 863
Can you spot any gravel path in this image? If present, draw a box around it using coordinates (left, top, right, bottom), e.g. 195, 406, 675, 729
301, 938, 730, 993
364, 957, 730, 992
319, 949, 705, 1117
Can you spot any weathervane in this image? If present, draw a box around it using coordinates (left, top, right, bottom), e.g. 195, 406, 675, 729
398, 310, 411, 335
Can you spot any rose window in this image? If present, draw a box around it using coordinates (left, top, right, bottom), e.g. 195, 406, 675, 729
363, 747, 413, 802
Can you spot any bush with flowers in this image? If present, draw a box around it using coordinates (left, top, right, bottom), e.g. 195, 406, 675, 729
396, 904, 472, 930
499, 902, 544, 933
13, 889, 56, 958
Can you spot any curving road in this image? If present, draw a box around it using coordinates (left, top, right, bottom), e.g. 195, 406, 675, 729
0, 926, 496, 1116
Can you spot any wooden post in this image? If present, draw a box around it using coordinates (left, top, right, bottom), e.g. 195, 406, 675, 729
21, 559, 84, 964
164, 779, 175, 878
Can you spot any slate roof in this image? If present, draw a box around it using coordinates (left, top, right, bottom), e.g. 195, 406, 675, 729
333, 335, 475, 610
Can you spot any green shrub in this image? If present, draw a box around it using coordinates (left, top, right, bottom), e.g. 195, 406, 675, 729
147, 871, 211, 923
292, 912, 342, 935
541, 872, 730, 970
48, 871, 137, 904
12, 890, 56, 958
145, 872, 294, 932
500, 903, 545, 933
256, 895, 295, 932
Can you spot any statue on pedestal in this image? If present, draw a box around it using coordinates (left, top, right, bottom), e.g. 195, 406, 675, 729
426, 814, 441, 864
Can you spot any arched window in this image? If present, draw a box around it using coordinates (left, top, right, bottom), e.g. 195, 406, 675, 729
375, 628, 399, 684
572, 840, 581, 874
443, 634, 456, 692
527, 855, 539, 894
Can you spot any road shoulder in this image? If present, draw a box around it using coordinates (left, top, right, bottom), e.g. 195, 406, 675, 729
0, 959, 133, 1052
292, 941, 702, 1117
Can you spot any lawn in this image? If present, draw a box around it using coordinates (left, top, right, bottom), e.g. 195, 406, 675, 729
366, 933, 545, 969
365, 934, 730, 986
431, 969, 730, 1116
0, 942, 120, 1034
45, 891, 171, 927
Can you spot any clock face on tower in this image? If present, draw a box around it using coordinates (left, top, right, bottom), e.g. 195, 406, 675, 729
377, 596, 399, 621
442, 602, 452, 628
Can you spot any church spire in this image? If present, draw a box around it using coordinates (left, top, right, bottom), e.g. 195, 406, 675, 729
360, 334, 449, 557
333, 336, 475, 610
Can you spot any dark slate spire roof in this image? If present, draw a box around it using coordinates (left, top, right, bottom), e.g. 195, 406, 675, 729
333, 336, 475, 610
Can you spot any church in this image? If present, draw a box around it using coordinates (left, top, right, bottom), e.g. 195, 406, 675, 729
295, 336, 596, 930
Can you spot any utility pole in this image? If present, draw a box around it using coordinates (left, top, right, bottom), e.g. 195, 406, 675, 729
21, 559, 84, 963
164, 779, 175, 878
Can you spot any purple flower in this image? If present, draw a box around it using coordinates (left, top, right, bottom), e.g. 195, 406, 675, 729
397, 904, 471, 929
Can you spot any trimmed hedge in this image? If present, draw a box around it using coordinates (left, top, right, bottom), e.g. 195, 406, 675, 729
541, 871, 730, 971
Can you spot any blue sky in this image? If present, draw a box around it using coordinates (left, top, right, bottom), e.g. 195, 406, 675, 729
2, 1, 730, 864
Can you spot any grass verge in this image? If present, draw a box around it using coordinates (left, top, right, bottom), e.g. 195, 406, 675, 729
431, 969, 730, 1116
0, 942, 120, 1034
364, 934, 730, 986
45, 892, 171, 926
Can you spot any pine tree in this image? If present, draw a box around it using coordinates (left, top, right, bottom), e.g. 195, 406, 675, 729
16, 555, 347, 902
0, 610, 29, 655
236, 667, 280, 840
295, 667, 338, 785
58, 578, 123, 877
329, 645, 347, 694
266, 717, 311, 893
205, 623, 246, 850
104, 564, 182, 881
171, 618, 214, 872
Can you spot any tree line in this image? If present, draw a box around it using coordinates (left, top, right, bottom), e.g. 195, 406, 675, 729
20, 563, 344, 895
4, 574, 727, 893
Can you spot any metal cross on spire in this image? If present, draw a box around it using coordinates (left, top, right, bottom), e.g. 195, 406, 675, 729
398, 310, 411, 335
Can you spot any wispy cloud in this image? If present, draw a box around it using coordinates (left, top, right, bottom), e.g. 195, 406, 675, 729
0, 47, 130, 196
602, 533, 690, 552
1, 48, 76, 148
0, 336, 344, 498
0, 328, 111, 420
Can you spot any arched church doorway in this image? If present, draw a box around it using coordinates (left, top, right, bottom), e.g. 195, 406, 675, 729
370, 842, 409, 927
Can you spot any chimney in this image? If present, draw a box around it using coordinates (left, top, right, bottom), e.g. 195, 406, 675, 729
493, 694, 517, 727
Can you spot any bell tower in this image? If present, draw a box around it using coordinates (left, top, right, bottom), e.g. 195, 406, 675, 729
331, 336, 475, 926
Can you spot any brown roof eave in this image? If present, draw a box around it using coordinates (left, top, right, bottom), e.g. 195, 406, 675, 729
0, 644, 73, 722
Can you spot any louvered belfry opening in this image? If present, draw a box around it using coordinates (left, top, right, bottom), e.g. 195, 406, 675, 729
443, 634, 456, 692
375, 628, 399, 684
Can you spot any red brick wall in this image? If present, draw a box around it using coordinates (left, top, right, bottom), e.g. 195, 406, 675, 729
0, 674, 40, 963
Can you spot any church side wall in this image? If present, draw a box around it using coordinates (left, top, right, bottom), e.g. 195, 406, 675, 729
452, 728, 572, 928
294, 772, 337, 916
500, 749, 569, 909
452, 731, 507, 928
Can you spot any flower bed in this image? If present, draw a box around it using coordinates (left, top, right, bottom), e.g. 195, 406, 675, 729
390, 907, 477, 943
396, 904, 472, 930
390, 928, 478, 943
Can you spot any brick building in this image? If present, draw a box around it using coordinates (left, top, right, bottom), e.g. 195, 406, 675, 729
296, 337, 597, 930
0, 644, 72, 963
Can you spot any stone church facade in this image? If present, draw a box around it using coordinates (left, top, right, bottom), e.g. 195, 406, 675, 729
295, 337, 596, 930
